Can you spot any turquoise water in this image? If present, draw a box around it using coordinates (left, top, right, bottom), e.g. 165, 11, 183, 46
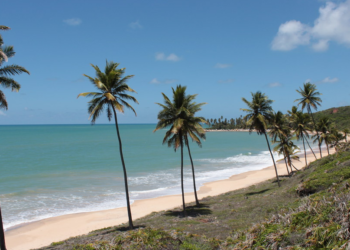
0, 124, 296, 230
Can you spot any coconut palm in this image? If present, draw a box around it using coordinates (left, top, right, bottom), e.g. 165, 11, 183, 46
343, 128, 349, 143
78, 61, 138, 229
154, 85, 207, 214
269, 111, 291, 175
329, 128, 344, 149
241, 91, 280, 186
0, 25, 29, 250
312, 117, 333, 156
273, 134, 300, 174
290, 111, 317, 166
295, 83, 322, 157
0, 25, 30, 110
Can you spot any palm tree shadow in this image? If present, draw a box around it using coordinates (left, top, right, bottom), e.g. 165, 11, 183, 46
164, 204, 212, 217
99, 225, 146, 234
245, 188, 270, 196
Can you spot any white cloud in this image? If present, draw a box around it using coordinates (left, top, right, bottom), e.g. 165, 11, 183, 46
268, 82, 283, 88
272, 21, 310, 51
215, 63, 232, 68
155, 52, 181, 62
320, 77, 339, 83
304, 79, 313, 83
150, 78, 177, 84
0, 110, 6, 116
129, 20, 142, 29
63, 18, 82, 26
272, 0, 350, 51
218, 79, 234, 84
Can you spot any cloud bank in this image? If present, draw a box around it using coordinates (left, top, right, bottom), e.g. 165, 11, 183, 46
272, 0, 350, 51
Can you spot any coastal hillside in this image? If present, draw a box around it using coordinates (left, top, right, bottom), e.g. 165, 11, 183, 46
40, 142, 350, 249
313, 105, 350, 130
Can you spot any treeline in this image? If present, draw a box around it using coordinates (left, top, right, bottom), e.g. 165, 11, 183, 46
205, 116, 248, 129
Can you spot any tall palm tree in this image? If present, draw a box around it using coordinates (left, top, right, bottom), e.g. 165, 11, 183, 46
0, 25, 29, 250
241, 91, 280, 187
78, 61, 138, 229
342, 128, 349, 143
154, 85, 207, 214
0, 25, 30, 110
295, 83, 322, 157
269, 111, 290, 175
290, 111, 317, 166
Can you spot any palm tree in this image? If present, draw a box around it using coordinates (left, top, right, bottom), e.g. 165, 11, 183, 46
312, 117, 333, 156
241, 91, 280, 187
0, 25, 30, 110
329, 128, 344, 149
342, 128, 349, 143
295, 83, 322, 157
273, 134, 300, 174
154, 85, 207, 214
269, 111, 291, 175
290, 111, 317, 166
0, 25, 29, 250
78, 61, 138, 229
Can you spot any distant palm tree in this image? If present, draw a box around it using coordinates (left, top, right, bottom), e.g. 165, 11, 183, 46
313, 117, 332, 155
273, 134, 300, 174
343, 128, 349, 143
269, 111, 291, 174
78, 61, 138, 229
154, 85, 207, 214
295, 83, 322, 157
290, 111, 317, 166
329, 128, 344, 149
241, 91, 280, 186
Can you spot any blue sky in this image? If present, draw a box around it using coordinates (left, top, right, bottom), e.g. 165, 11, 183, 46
1, 0, 350, 124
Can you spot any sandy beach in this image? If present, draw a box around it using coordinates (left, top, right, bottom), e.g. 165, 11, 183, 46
6, 145, 335, 250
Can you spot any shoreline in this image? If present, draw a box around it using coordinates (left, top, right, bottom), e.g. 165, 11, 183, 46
6, 146, 333, 250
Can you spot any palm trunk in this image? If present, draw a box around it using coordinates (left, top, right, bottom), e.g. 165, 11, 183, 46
180, 135, 187, 216
305, 137, 317, 160
291, 163, 299, 171
326, 142, 330, 155
345, 134, 348, 143
283, 154, 290, 175
187, 141, 200, 206
264, 132, 280, 187
302, 135, 308, 167
308, 107, 322, 158
0, 205, 6, 250
281, 144, 290, 175
112, 106, 133, 229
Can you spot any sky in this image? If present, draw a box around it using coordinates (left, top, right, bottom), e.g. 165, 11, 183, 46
1, 0, 350, 124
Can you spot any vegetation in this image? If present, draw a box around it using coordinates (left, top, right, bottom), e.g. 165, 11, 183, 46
38, 142, 350, 249
78, 61, 138, 229
295, 82, 322, 158
313, 105, 350, 131
0, 25, 30, 250
154, 85, 207, 213
241, 91, 280, 186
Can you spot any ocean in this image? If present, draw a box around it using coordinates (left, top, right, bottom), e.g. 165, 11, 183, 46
0, 124, 299, 230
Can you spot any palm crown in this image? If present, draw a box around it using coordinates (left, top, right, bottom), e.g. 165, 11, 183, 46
241, 91, 273, 134
78, 61, 138, 123
154, 86, 207, 148
295, 83, 322, 112
0, 25, 30, 109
